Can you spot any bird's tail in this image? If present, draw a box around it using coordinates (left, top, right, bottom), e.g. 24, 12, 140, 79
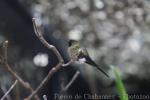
95, 64, 110, 78
85, 56, 109, 78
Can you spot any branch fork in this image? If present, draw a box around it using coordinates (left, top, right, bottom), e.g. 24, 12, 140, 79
24, 18, 75, 100
0, 18, 79, 100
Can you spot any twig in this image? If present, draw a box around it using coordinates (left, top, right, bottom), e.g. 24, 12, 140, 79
62, 60, 73, 67
24, 18, 73, 100
32, 18, 64, 64
2, 40, 8, 62
0, 41, 39, 100
1, 80, 18, 100
61, 71, 80, 92
25, 63, 62, 100
1, 85, 12, 100
43, 95, 47, 100
4, 63, 33, 92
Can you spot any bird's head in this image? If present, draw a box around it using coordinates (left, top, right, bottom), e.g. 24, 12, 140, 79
68, 39, 79, 47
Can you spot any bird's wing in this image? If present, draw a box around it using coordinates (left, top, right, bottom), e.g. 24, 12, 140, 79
85, 56, 109, 78
78, 49, 109, 77
78, 48, 89, 58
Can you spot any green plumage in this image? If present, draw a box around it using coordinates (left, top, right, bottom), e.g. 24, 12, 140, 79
68, 40, 109, 77
68, 42, 80, 61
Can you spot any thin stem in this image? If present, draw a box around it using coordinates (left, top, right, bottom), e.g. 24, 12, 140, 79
2, 40, 8, 62
4, 63, 33, 91
24, 18, 74, 100
0, 41, 39, 100
61, 71, 80, 92
32, 18, 64, 64
25, 63, 62, 100
62, 60, 73, 67
1, 80, 18, 100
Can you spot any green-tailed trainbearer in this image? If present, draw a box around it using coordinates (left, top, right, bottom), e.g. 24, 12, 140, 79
68, 40, 109, 78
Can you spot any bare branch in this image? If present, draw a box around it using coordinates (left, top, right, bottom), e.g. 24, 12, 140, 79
61, 71, 80, 92
1, 86, 11, 100
2, 40, 8, 62
25, 63, 62, 100
4, 63, 32, 91
3, 61, 39, 100
0, 41, 39, 100
32, 18, 64, 64
24, 18, 73, 100
0, 40, 8, 64
1, 80, 18, 100
62, 60, 73, 67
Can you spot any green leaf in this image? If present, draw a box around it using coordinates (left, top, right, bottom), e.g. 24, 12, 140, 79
111, 65, 128, 100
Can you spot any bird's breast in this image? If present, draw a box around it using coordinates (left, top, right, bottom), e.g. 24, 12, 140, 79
68, 47, 80, 61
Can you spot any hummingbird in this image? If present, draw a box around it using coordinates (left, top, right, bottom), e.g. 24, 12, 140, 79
68, 40, 109, 78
